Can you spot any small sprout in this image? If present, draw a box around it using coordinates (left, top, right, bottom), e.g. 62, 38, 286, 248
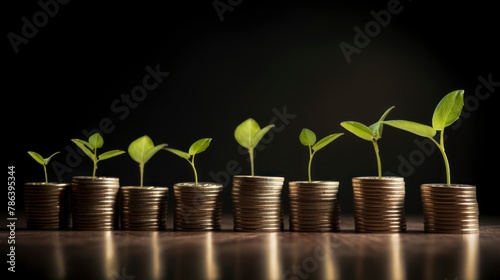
234, 118, 275, 176
383, 89, 464, 186
27, 151, 60, 183
128, 135, 168, 187
71, 132, 125, 179
340, 106, 395, 178
299, 128, 344, 183
164, 138, 212, 187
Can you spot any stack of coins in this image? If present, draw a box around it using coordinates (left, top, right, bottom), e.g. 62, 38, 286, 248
173, 182, 223, 231
352, 176, 406, 233
232, 175, 285, 232
24, 182, 71, 229
120, 186, 169, 231
70, 176, 120, 230
288, 181, 340, 232
421, 184, 479, 234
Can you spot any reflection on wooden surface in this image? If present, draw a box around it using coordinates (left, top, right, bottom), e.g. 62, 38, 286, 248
104, 231, 116, 280
53, 231, 66, 280
3, 215, 499, 280
463, 234, 479, 280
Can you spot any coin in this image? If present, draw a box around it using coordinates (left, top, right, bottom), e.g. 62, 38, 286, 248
421, 184, 479, 233
231, 176, 285, 232
288, 181, 341, 232
119, 186, 169, 231
70, 176, 121, 230
351, 177, 406, 233
24, 182, 71, 230
173, 182, 223, 231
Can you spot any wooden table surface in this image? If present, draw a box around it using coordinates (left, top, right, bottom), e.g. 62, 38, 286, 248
2, 214, 499, 280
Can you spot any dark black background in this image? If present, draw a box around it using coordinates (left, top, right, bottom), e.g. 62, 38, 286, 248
5, 0, 499, 226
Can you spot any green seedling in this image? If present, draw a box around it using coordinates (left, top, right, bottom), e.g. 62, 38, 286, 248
383, 90, 464, 186
234, 118, 275, 176
128, 135, 168, 187
164, 138, 212, 187
71, 132, 125, 179
299, 128, 343, 183
27, 151, 60, 183
340, 106, 395, 179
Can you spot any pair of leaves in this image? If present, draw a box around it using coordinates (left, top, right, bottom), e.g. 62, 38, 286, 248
340, 106, 396, 178
300, 128, 343, 182
164, 138, 212, 160
28, 151, 60, 166
382, 89, 465, 186
340, 106, 395, 141
299, 129, 343, 152
27, 151, 60, 183
72, 133, 125, 162
71, 133, 125, 178
164, 138, 212, 186
128, 135, 168, 165
128, 135, 168, 187
382, 90, 464, 137
234, 118, 275, 176
234, 118, 275, 150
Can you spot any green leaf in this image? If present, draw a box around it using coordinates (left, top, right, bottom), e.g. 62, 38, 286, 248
128, 135, 154, 163
72, 139, 96, 160
370, 106, 395, 140
73, 138, 93, 151
164, 148, 190, 160
88, 133, 104, 149
383, 120, 436, 138
44, 151, 61, 165
128, 135, 167, 164
98, 150, 125, 160
144, 144, 168, 162
234, 118, 261, 149
189, 138, 212, 155
341, 121, 373, 141
432, 90, 464, 131
299, 128, 316, 146
234, 118, 274, 149
312, 133, 344, 152
252, 124, 275, 147
27, 151, 45, 165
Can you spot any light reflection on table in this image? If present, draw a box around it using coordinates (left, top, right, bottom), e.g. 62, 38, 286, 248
6, 215, 500, 280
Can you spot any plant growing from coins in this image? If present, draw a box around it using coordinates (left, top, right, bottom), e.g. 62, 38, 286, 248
128, 135, 168, 187
27, 151, 60, 183
234, 118, 275, 176
340, 106, 395, 178
164, 138, 212, 187
382, 89, 464, 186
299, 128, 343, 182
71, 132, 125, 180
